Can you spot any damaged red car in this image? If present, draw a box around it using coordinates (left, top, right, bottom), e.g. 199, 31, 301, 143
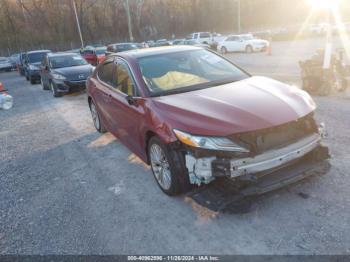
87, 46, 329, 196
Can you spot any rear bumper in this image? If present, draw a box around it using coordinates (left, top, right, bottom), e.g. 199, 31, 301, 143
28, 70, 41, 79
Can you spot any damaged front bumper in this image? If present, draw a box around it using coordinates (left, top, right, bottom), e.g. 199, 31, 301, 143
185, 132, 329, 190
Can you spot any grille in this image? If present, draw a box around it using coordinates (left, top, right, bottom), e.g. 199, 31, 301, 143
230, 114, 318, 154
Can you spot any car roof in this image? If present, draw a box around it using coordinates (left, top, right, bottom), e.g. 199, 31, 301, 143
110, 43, 136, 46
47, 52, 80, 57
27, 50, 51, 54
116, 46, 201, 59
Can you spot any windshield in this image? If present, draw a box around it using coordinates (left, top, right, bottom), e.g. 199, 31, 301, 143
95, 48, 106, 55
49, 55, 88, 69
138, 49, 248, 96
27, 52, 48, 63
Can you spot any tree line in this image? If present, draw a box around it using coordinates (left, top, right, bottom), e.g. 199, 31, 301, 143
0, 0, 349, 55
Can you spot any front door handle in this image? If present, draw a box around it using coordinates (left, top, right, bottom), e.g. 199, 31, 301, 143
102, 93, 112, 102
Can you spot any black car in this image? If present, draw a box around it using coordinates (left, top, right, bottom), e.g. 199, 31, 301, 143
18, 53, 26, 76
40, 52, 94, 97
24, 50, 51, 84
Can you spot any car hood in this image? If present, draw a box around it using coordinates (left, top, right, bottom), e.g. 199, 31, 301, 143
52, 65, 93, 80
152, 76, 316, 136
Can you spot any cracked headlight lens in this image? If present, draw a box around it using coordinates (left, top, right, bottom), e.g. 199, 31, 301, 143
173, 129, 249, 152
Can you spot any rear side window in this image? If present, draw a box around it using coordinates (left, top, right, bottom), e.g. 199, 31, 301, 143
98, 61, 115, 86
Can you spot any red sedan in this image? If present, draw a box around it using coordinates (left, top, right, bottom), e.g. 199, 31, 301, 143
87, 46, 329, 196
82, 47, 106, 66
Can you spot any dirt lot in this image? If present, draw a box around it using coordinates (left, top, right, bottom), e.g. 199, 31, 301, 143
0, 38, 350, 255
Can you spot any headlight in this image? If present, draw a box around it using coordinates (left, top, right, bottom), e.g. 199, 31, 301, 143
51, 73, 66, 80
173, 129, 249, 153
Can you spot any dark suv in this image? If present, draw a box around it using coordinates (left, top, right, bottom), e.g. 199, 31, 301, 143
24, 50, 51, 84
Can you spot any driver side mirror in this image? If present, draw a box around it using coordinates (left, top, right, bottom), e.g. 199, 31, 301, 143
126, 95, 138, 106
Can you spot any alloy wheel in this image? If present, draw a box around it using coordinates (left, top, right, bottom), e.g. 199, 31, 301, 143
150, 143, 172, 190
90, 102, 100, 130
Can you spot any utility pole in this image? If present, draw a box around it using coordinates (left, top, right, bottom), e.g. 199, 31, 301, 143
124, 0, 134, 42
237, 0, 241, 33
323, 9, 332, 69
72, 0, 84, 48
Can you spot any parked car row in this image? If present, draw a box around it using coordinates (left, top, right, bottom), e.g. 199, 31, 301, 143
146, 32, 270, 54
13, 49, 94, 97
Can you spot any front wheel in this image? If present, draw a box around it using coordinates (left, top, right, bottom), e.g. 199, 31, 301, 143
148, 136, 191, 196
50, 82, 62, 97
245, 45, 254, 53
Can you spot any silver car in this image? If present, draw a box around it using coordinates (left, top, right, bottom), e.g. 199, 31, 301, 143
0, 57, 13, 72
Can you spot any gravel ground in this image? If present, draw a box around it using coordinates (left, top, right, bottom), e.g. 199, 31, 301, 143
0, 39, 350, 255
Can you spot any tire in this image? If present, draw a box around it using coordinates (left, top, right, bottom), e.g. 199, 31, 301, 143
89, 100, 106, 133
221, 47, 227, 54
245, 45, 253, 53
41, 78, 49, 90
148, 136, 191, 196
50, 81, 62, 97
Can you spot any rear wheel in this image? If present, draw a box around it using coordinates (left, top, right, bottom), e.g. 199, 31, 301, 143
221, 47, 227, 54
148, 136, 191, 196
246, 45, 253, 53
89, 100, 106, 133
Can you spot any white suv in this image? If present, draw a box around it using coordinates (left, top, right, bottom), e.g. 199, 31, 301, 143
217, 34, 269, 54
186, 32, 214, 45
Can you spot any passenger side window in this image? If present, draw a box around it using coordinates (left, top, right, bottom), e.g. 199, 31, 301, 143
98, 60, 115, 86
114, 61, 138, 96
